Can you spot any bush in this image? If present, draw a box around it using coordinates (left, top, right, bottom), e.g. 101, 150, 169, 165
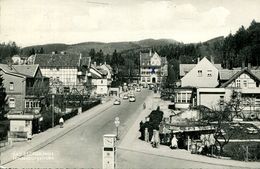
224, 142, 260, 161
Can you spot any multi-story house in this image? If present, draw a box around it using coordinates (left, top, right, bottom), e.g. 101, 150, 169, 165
139, 50, 168, 86
175, 57, 222, 109
0, 64, 49, 140
99, 63, 113, 86
197, 67, 260, 118
89, 63, 110, 95
30, 52, 91, 93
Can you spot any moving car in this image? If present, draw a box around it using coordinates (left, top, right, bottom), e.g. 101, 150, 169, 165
123, 94, 129, 100
113, 99, 121, 105
129, 96, 136, 102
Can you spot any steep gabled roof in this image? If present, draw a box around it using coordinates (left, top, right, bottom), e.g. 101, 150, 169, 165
13, 65, 39, 77
34, 53, 81, 67
219, 69, 240, 80
220, 68, 260, 87
0, 64, 34, 78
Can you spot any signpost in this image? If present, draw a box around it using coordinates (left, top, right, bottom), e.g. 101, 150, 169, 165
114, 117, 120, 140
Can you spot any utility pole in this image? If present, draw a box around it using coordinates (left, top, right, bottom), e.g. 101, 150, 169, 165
52, 94, 55, 128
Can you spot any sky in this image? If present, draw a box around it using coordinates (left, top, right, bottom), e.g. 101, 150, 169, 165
0, 0, 260, 47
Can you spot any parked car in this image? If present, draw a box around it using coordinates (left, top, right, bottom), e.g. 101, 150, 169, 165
129, 96, 136, 102
113, 99, 121, 105
123, 94, 129, 100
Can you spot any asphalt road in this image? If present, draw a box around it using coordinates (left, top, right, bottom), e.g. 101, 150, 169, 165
4, 90, 239, 169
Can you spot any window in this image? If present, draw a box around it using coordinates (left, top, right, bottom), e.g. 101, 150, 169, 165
177, 93, 181, 103
9, 98, 15, 108
142, 78, 145, 82
236, 79, 241, 88
25, 101, 30, 108
187, 93, 192, 103
9, 82, 14, 91
207, 70, 212, 77
25, 120, 30, 127
198, 70, 202, 77
220, 96, 224, 105
181, 93, 186, 103
243, 80, 247, 88
101, 80, 103, 84
257, 83, 260, 87
147, 78, 150, 82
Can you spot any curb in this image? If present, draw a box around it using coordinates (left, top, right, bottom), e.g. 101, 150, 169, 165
117, 146, 257, 169
1, 100, 114, 165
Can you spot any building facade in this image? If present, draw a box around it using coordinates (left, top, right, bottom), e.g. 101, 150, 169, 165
139, 50, 168, 86
0, 64, 49, 140
89, 64, 110, 95
31, 53, 91, 94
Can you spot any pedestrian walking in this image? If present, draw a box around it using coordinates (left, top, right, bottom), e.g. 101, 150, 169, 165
59, 117, 64, 128
170, 134, 178, 149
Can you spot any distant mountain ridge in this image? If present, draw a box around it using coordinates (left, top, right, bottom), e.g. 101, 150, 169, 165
22, 38, 179, 55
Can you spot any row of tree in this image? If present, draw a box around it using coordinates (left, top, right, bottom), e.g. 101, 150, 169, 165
0, 42, 20, 63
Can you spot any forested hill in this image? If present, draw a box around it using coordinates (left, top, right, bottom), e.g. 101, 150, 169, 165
21, 38, 179, 56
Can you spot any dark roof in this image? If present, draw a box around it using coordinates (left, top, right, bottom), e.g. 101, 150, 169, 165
13, 65, 39, 77
140, 52, 151, 67
0, 64, 39, 78
219, 69, 240, 80
140, 51, 167, 67
219, 69, 260, 81
34, 53, 81, 67
220, 68, 260, 87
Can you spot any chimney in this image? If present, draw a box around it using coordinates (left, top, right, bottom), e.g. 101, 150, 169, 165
149, 49, 152, 57
242, 61, 245, 69
197, 57, 200, 63
104, 61, 106, 65
248, 63, 251, 69
210, 55, 214, 64
94, 62, 96, 67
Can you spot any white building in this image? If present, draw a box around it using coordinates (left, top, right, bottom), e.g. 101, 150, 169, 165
89, 64, 110, 95
139, 50, 168, 86
31, 52, 91, 93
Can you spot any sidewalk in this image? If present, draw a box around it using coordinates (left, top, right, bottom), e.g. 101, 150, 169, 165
1, 98, 114, 165
118, 93, 260, 169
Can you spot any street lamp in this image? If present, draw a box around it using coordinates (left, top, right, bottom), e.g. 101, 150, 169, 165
114, 117, 120, 140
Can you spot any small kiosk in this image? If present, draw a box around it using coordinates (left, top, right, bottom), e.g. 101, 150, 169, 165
103, 134, 117, 169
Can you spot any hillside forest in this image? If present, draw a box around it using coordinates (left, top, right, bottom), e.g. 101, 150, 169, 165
0, 20, 259, 85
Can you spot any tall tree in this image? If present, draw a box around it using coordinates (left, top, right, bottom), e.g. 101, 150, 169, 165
0, 74, 7, 120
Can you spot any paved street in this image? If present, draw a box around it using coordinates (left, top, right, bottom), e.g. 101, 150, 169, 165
4, 90, 151, 168
3, 90, 253, 168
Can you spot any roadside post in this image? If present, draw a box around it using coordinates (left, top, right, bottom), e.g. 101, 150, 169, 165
114, 117, 120, 140
103, 134, 117, 169
52, 94, 55, 128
